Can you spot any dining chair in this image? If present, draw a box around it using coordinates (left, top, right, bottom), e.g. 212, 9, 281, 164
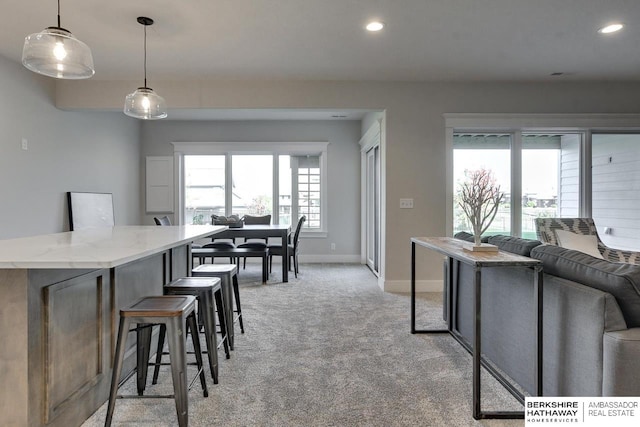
237, 214, 272, 269
210, 214, 239, 246
240, 214, 272, 227
199, 242, 237, 264
153, 216, 172, 226
268, 216, 305, 278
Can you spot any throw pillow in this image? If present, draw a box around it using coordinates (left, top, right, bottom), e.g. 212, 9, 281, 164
554, 229, 604, 259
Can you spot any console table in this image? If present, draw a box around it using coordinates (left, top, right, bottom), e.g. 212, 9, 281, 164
0, 225, 226, 427
410, 237, 543, 420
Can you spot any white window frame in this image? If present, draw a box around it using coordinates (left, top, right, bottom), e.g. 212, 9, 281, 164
445, 113, 640, 237
172, 141, 329, 236
290, 155, 322, 230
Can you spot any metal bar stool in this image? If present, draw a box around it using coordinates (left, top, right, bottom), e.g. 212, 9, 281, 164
192, 263, 244, 350
151, 277, 230, 387
191, 247, 269, 283
105, 296, 208, 427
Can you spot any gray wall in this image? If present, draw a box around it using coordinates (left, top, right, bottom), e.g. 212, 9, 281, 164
140, 120, 362, 260
55, 78, 640, 288
0, 55, 141, 239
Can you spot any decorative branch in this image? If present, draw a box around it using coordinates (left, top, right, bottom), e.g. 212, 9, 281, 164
458, 169, 505, 246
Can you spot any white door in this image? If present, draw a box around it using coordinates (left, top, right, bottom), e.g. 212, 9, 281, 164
366, 146, 380, 273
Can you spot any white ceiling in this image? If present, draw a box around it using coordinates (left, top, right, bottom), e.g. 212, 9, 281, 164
2, 0, 639, 83
2, 1, 639, 121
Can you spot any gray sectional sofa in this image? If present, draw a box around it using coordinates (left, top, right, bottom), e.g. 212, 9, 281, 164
451, 233, 640, 397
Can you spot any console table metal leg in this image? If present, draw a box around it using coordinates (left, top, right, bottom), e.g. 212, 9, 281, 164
411, 241, 449, 334
535, 265, 544, 396
449, 258, 457, 332
472, 265, 525, 420
473, 266, 482, 419
411, 241, 416, 333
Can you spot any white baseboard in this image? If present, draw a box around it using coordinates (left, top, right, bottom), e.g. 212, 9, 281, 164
298, 254, 361, 263
383, 279, 443, 293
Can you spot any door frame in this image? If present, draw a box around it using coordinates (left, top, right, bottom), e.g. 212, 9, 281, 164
360, 117, 384, 279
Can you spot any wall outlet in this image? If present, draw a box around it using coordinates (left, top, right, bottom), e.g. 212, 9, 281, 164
400, 198, 414, 209
21, 138, 28, 150
330, 243, 336, 251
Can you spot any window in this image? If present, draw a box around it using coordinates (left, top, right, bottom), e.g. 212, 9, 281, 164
592, 134, 640, 250
177, 142, 328, 233
521, 134, 579, 238
447, 114, 640, 246
453, 132, 580, 238
231, 155, 273, 217
453, 134, 511, 236
184, 155, 225, 225
293, 155, 321, 229
278, 155, 292, 226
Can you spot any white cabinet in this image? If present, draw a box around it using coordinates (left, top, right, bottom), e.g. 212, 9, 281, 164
146, 156, 174, 213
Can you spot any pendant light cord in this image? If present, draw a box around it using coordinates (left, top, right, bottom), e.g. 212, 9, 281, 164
57, 0, 61, 28
143, 24, 148, 88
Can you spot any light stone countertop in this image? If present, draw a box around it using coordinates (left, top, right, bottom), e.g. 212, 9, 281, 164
0, 225, 226, 269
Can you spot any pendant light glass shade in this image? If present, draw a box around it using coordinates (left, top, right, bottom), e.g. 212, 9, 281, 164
124, 17, 167, 120
124, 87, 167, 120
21, 1, 94, 79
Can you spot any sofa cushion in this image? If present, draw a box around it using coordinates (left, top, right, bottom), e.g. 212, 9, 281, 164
531, 244, 640, 327
487, 235, 542, 256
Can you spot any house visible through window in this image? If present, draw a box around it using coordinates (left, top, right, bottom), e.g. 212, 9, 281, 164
453, 134, 511, 236
447, 115, 640, 248
592, 134, 640, 251
231, 155, 273, 217
293, 155, 321, 229
452, 132, 580, 238
278, 155, 292, 226
184, 155, 225, 225
183, 149, 325, 232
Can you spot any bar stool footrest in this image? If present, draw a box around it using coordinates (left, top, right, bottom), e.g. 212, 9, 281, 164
118, 394, 176, 399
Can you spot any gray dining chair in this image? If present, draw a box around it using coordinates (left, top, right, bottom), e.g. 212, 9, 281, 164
153, 216, 172, 226
268, 216, 306, 278
237, 214, 272, 269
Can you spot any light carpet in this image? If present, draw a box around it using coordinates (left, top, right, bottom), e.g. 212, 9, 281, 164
83, 263, 524, 427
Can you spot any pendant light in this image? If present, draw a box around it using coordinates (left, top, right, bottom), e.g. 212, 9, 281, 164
124, 17, 167, 120
22, 0, 95, 79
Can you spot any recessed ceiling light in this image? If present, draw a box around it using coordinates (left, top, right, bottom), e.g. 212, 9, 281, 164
598, 23, 624, 34
366, 21, 385, 32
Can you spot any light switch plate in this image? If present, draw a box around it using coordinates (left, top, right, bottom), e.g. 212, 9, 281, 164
400, 198, 414, 209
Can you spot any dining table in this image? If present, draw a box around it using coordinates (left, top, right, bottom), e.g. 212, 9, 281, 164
213, 224, 292, 282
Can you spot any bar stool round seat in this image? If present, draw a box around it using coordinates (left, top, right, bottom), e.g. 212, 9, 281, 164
152, 277, 230, 387
192, 264, 244, 350
105, 295, 208, 427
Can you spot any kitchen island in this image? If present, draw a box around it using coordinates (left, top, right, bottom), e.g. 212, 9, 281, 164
0, 225, 226, 427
